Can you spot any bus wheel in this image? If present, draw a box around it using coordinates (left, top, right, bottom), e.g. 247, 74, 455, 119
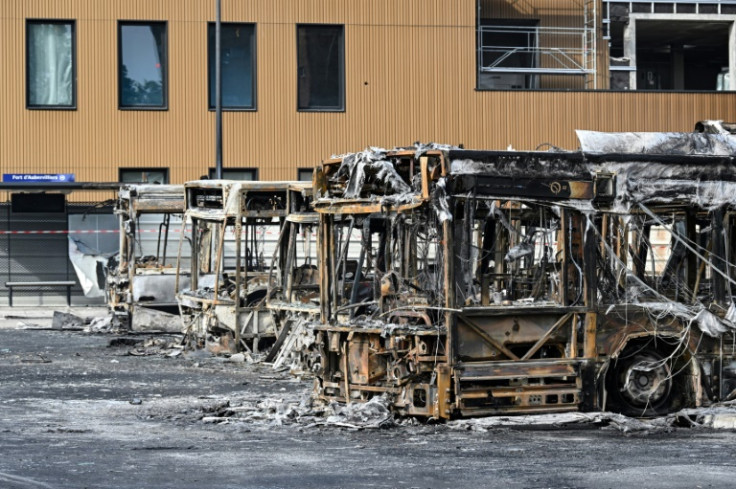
606, 347, 679, 417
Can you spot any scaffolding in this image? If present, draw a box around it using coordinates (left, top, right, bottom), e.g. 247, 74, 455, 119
477, 1, 598, 88
603, 1, 736, 39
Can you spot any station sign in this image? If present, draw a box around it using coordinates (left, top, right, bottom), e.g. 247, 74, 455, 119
2, 174, 75, 183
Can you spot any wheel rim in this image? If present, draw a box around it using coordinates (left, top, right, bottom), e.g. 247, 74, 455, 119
619, 352, 672, 407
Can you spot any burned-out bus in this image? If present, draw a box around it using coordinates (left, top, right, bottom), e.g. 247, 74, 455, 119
175, 180, 316, 355
308, 133, 736, 418
107, 184, 187, 331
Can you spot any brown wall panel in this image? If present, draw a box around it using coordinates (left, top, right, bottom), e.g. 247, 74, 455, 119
1, 0, 735, 202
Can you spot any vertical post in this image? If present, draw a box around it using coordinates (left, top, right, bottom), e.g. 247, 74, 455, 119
712, 208, 727, 305
215, 0, 223, 179
624, 18, 636, 90
583, 214, 597, 361
729, 21, 736, 91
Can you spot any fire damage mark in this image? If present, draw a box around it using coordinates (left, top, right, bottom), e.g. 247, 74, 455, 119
106, 184, 187, 332
175, 181, 319, 358
287, 133, 736, 420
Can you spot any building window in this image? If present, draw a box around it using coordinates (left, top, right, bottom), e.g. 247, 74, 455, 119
477, 1, 598, 90
119, 168, 169, 184
118, 22, 167, 109
207, 168, 257, 180
297, 25, 344, 111
208, 23, 256, 110
27, 20, 76, 108
297, 168, 313, 181
477, 19, 540, 90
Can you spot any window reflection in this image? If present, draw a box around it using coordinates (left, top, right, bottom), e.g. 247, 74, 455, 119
119, 23, 167, 108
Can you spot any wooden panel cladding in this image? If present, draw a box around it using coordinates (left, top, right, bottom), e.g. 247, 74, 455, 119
1, 0, 735, 201
479, 0, 587, 27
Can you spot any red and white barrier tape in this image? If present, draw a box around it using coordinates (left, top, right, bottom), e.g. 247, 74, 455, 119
0, 228, 279, 235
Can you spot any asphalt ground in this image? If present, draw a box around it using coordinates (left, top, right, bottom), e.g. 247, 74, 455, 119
1, 308, 736, 489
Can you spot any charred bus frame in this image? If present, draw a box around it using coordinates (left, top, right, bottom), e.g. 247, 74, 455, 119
107, 184, 186, 330
310, 137, 736, 418
175, 180, 315, 354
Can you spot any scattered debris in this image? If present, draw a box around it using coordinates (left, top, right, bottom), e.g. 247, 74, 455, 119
108, 337, 142, 348
225, 352, 251, 364
85, 315, 113, 333
52, 311, 86, 330
127, 338, 183, 357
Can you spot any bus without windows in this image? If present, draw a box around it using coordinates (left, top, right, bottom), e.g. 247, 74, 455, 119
305, 133, 736, 418
107, 184, 187, 331
175, 180, 317, 356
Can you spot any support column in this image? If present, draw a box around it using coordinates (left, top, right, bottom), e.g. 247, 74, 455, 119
729, 21, 736, 90
624, 19, 637, 90
672, 44, 685, 90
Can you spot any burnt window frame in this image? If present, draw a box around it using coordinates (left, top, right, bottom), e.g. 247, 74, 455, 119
207, 22, 257, 111
117, 20, 169, 111
118, 167, 170, 184
207, 167, 259, 181
296, 24, 345, 112
26, 19, 77, 110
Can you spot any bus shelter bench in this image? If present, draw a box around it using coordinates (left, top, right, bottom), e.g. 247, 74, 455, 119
5, 281, 76, 307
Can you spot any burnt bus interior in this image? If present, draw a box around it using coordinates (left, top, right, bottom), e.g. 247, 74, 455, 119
177, 182, 290, 353
448, 161, 598, 416
308, 139, 736, 419
107, 184, 187, 330
262, 184, 320, 363
176, 181, 317, 357
266, 184, 319, 311
312, 149, 450, 416
593, 177, 736, 416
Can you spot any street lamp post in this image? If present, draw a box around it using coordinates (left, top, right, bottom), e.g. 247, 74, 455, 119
215, 0, 223, 179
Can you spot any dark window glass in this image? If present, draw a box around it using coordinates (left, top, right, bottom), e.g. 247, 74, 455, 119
27, 20, 75, 108
207, 168, 257, 180
119, 22, 167, 108
208, 23, 256, 109
119, 168, 169, 184
297, 168, 313, 181
297, 25, 344, 111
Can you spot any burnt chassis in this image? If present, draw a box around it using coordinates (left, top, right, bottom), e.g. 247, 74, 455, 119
107, 184, 186, 330
175, 180, 315, 353
311, 147, 736, 419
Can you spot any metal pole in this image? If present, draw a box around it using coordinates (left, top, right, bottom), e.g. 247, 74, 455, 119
215, 0, 223, 179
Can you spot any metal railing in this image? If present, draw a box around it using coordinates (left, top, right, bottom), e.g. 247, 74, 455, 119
478, 25, 595, 75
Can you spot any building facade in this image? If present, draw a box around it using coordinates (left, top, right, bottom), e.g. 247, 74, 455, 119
2, 0, 735, 186
0, 0, 735, 305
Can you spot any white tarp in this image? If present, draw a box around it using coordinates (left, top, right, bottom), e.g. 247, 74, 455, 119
68, 237, 111, 298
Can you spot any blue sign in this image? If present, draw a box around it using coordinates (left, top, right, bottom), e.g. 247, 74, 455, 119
3, 174, 75, 183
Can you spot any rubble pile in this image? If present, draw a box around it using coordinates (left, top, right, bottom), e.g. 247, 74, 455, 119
197, 392, 399, 430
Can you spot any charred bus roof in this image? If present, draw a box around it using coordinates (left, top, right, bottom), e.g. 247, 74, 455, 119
184, 180, 301, 220
117, 184, 185, 215
315, 132, 736, 216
